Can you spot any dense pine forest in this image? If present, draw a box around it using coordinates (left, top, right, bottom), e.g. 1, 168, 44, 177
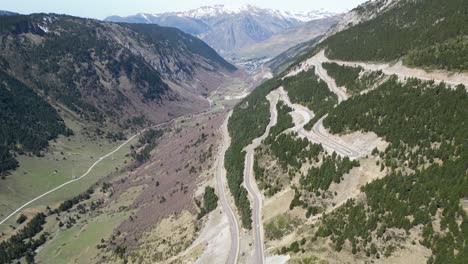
13, 15, 170, 118
405, 36, 468, 71
196, 186, 219, 219
317, 78, 468, 262
0, 70, 71, 174
322, 62, 384, 95
300, 153, 359, 192
322, 0, 468, 71
324, 78, 466, 166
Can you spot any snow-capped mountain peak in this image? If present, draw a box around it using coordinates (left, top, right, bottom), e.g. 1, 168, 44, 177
158, 4, 335, 22
105, 5, 338, 55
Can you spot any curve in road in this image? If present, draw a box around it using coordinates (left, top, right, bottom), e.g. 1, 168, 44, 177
243, 91, 279, 264
275, 88, 361, 159
310, 59, 349, 102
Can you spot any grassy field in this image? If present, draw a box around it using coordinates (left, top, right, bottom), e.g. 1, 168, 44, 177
0, 118, 137, 233
35, 185, 145, 264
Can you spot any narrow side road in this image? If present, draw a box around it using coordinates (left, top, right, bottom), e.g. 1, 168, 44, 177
0, 133, 139, 225
217, 112, 241, 264
243, 91, 279, 264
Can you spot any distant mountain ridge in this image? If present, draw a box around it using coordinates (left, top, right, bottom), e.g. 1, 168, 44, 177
141, 5, 333, 22
0, 10, 18, 16
105, 5, 337, 56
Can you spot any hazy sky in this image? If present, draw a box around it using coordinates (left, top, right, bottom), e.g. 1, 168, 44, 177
1, 0, 369, 19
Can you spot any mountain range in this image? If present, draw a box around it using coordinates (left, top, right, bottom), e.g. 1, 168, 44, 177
0, 10, 17, 16
105, 5, 338, 58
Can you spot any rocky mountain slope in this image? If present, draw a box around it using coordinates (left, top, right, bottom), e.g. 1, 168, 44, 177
232, 15, 341, 59
105, 5, 338, 57
0, 13, 236, 174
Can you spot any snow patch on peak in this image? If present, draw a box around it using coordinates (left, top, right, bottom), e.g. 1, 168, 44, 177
38, 16, 55, 34
38, 25, 49, 33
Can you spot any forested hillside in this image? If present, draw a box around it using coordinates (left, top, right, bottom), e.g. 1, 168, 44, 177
319, 78, 467, 262
123, 23, 237, 72
405, 36, 468, 71
0, 70, 72, 174
322, 62, 385, 95
322, 0, 468, 71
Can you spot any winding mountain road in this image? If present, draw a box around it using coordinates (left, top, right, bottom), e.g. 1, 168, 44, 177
309, 58, 349, 102
243, 92, 279, 264
229, 47, 468, 263
239, 71, 357, 263
276, 87, 360, 159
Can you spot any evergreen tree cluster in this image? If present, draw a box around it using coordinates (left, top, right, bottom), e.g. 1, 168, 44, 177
57, 188, 93, 212
266, 102, 294, 140
405, 36, 468, 71
318, 158, 467, 263
197, 186, 218, 219
0, 213, 47, 263
267, 133, 323, 172
322, 62, 384, 95
324, 77, 467, 169
131, 129, 164, 164
300, 152, 359, 192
